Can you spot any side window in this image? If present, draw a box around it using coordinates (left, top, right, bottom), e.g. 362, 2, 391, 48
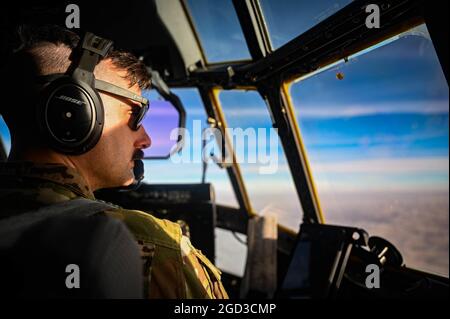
291, 25, 449, 276
218, 90, 303, 229
0, 116, 11, 157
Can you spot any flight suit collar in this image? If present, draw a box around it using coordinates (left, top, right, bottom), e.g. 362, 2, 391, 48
0, 161, 95, 199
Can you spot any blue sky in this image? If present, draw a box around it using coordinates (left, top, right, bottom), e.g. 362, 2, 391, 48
186, 0, 251, 62
291, 32, 448, 193
260, 0, 353, 48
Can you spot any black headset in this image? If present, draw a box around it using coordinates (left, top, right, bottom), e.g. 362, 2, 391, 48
36, 32, 113, 155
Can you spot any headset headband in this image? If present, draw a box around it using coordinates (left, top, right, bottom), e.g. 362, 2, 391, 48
71, 32, 114, 85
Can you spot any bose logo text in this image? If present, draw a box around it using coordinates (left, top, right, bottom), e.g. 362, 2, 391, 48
56, 95, 86, 106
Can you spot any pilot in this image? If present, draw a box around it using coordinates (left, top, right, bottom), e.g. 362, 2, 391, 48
0, 25, 228, 299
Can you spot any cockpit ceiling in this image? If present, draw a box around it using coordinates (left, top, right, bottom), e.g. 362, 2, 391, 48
1, 1, 444, 87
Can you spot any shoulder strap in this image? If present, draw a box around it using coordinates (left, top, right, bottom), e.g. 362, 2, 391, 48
0, 198, 115, 249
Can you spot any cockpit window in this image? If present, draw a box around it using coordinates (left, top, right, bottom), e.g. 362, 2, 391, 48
186, 0, 251, 63
260, 0, 353, 49
290, 24, 449, 276
218, 90, 303, 229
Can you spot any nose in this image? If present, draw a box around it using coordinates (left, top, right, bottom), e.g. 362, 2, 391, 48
134, 126, 151, 150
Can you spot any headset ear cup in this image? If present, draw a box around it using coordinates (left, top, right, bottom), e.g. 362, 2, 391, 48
36, 77, 104, 155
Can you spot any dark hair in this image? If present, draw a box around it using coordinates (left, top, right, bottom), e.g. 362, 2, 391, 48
1, 25, 151, 132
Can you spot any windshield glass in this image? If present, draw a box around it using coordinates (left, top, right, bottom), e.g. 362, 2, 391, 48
186, 0, 251, 63
290, 25, 449, 276
260, 0, 353, 49
218, 90, 303, 229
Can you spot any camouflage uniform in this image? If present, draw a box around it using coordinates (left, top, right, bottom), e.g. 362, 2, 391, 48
0, 161, 228, 299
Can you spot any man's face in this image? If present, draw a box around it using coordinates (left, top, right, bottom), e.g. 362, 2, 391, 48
80, 59, 151, 190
